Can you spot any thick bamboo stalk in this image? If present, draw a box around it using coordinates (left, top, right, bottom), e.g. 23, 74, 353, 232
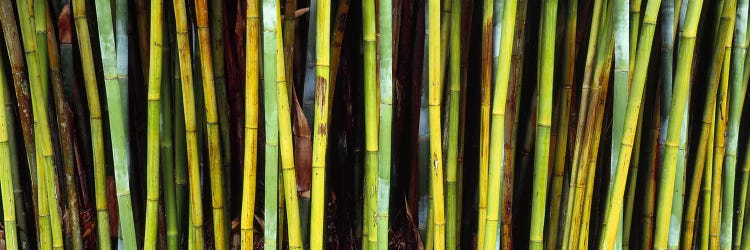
375, 0, 393, 247
69, 0, 111, 247
160, 6, 178, 248
144, 0, 164, 247
712, 49, 732, 250
91, 0, 137, 247
172, 0, 205, 247
260, 0, 280, 248
241, 0, 260, 248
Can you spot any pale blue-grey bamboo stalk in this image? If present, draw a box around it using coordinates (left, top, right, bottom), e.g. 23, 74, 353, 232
376, 0, 393, 247
722, 0, 748, 248
92, 0, 137, 248
261, 0, 280, 248
612, 0, 629, 247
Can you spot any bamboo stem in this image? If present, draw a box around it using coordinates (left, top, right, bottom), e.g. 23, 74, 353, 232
241, 0, 260, 248
144, 0, 164, 247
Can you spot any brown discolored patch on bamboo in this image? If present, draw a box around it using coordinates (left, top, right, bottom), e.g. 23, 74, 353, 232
291, 85, 312, 195
58, 5, 72, 44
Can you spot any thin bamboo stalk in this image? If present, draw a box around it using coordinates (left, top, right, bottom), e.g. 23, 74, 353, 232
642, 85, 661, 250
210, 0, 232, 208
629, 0, 642, 81
711, 48, 732, 250
172, 0, 205, 247
69, 0, 111, 247
144, 0, 164, 247
0, 37, 19, 250
45, 5, 82, 249
241, 0, 260, 248
700, 110, 717, 250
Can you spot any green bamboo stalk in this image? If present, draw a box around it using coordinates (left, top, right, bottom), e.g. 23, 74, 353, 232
481, 0, 516, 249
144, 0, 164, 247
272, 6, 304, 249
309, 0, 333, 246
0, 37, 18, 250
260, 0, 279, 248
443, 0, 459, 247
701, 110, 716, 250
194, 0, 229, 247
528, 0, 556, 249
241, 0, 260, 248
0, 1, 38, 225
629, 0, 642, 80
160, 5, 178, 248
172, 33, 188, 246
623, 88, 649, 250
69, 0, 111, 247
598, 0, 663, 246
115, 0, 130, 197
362, 0, 378, 248
611, 0, 630, 232
45, 5, 82, 249
723, 0, 749, 248
91, 0, 137, 247
172, 0, 205, 247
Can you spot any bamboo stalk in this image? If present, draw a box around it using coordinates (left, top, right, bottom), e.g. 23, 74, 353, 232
476, 0, 495, 247
69, 0, 111, 247
194, 0, 229, 247
241, 0, 260, 248
91, 0, 137, 247
612, 0, 630, 245
272, 5, 304, 249
0, 36, 19, 250
210, 0, 232, 208
144, 0, 164, 247
700, 110, 717, 250
444, 0, 459, 247
160, 4, 178, 248
363, 0, 378, 248
711, 47, 732, 250
260, 0, 280, 248
172, 0, 205, 247
45, 5, 82, 249
528, 0, 557, 249
642, 85, 661, 250
723, 0, 749, 247
309, 0, 333, 246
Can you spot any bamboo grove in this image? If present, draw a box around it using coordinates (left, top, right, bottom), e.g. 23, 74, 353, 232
4, 0, 750, 249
